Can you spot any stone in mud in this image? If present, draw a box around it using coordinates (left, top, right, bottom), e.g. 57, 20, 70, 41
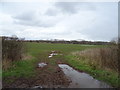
48, 51, 59, 58
38, 63, 47, 68
33, 85, 43, 88
48, 55, 52, 58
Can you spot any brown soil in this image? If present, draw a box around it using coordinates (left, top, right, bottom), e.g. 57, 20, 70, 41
3, 51, 70, 88
2, 63, 70, 88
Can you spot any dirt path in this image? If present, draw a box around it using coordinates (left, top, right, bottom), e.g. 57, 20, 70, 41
3, 51, 70, 88
3, 66, 70, 88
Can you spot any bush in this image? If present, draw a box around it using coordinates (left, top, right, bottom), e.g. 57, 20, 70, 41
2, 36, 24, 62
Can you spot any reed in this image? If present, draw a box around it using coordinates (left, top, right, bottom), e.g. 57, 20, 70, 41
72, 46, 118, 72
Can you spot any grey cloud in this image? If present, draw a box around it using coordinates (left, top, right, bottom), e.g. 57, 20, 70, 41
13, 11, 35, 21
76, 21, 118, 41
0, 28, 17, 36
0, 2, 117, 41
45, 8, 59, 16
55, 2, 96, 14
14, 19, 53, 27
55, 2, 79, 14
12, 11, 56, 27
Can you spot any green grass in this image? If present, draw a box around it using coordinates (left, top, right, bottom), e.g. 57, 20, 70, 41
0, 69, 2, 77
3, 42, 118, 87
26, 42, 104, 56
3, 58, 37, 78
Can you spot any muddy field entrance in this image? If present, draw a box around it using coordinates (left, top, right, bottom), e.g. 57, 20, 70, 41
3, 50, 112, 88
34, 51, 112, 88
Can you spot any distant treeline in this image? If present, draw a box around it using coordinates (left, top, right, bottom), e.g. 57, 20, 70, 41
24, 40, 111, 45
2, 36, 119, 46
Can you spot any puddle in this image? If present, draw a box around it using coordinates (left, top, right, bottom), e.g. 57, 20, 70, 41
58, 64, 112, 88
38, 63, 47, 68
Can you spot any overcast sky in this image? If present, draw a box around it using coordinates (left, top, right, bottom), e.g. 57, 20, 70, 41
0, 2, 118, 41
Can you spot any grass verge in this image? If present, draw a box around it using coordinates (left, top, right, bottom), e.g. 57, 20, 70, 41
3, 58, 37, 79
64, 55, 119, 87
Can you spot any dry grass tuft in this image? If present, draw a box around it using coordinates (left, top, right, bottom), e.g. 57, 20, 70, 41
21, 54, 33, 60
72, 46, 118, 72
2, 59, 12, 71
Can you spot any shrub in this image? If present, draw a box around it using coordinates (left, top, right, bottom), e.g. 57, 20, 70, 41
2, 36, 24, 62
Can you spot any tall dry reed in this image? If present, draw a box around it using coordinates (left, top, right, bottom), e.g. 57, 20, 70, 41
72, 46, 118, 72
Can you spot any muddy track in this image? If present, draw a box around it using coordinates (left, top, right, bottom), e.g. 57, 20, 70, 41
3, 63, 70, 88
2, 51, 112, 88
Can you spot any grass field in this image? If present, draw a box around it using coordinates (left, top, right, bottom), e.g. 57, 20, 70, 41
3, 42, 119, 87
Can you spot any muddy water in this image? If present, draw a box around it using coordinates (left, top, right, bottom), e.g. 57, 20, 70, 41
58, 64, 112, 88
